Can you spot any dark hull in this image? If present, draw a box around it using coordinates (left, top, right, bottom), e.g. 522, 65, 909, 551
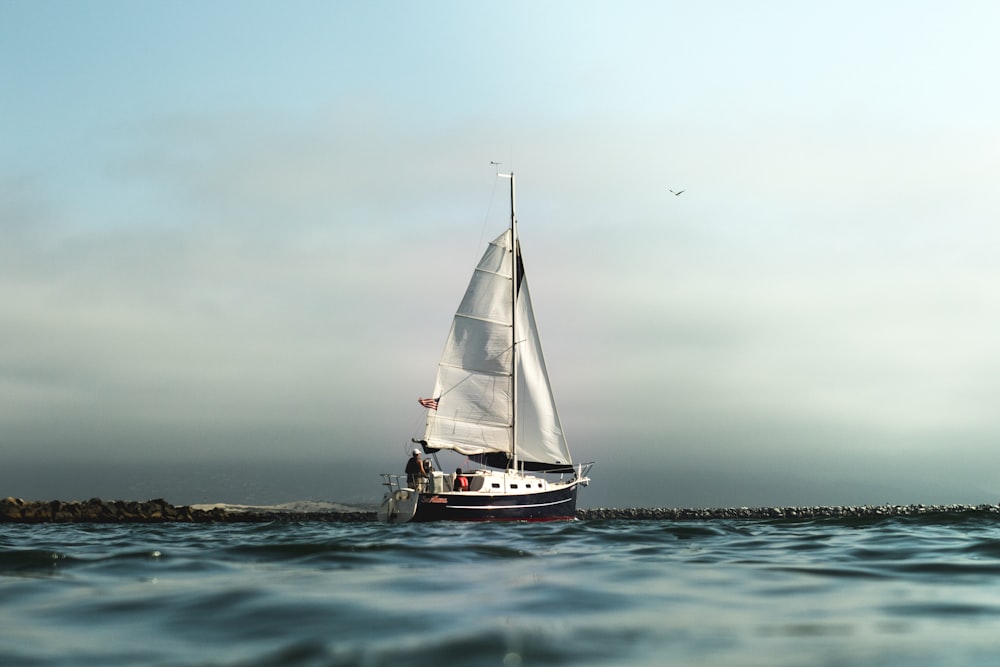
411, 483, 579, 522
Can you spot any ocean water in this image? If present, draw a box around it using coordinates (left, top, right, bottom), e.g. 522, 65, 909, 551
3, 514, 1000, 666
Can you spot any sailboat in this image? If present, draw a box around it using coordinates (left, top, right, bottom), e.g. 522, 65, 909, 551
378, 172, 592, 523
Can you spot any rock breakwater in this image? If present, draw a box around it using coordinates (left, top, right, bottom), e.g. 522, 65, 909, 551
0, 498, 372, 523
4, 498, 999, 523
575, 504, 1000, 520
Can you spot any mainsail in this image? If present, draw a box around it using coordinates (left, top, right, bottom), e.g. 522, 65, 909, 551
422, 228, 573, 471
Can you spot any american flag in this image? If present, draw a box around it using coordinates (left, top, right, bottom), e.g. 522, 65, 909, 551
418, 397, 440, 410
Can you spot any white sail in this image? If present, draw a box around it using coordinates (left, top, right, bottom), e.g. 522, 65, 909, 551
512, 273, 572, 467
423, 229, 573, 469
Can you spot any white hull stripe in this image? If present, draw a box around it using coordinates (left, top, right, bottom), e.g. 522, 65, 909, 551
442, 496, 574, 511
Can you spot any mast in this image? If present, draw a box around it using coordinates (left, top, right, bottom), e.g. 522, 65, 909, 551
500, 171, 518, 471
509, 172, 518, 471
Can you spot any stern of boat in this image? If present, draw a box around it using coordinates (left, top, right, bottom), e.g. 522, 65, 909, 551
377, 474, 419, 523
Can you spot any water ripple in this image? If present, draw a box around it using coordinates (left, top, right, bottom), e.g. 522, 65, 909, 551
5, 515, 1000, 666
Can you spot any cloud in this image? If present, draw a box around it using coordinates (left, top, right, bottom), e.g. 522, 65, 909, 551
5, 98, 1000, 505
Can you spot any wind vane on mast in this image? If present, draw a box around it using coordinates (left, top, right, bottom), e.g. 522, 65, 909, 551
491, 161, 512, 179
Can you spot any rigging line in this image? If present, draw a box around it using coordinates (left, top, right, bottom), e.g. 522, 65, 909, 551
477, 165, 502, 255
407, 409, 427, 448
433, 365, 497, 401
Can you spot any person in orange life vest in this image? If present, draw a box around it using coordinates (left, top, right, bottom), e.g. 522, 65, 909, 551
453, 468, 469, 492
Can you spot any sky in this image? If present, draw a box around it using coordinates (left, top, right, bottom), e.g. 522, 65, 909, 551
3, 1, 1000, 508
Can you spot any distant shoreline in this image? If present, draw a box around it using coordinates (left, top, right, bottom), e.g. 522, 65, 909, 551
4, 497, 1000, 523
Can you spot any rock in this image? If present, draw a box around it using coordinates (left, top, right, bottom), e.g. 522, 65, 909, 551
0, 497, 25, 521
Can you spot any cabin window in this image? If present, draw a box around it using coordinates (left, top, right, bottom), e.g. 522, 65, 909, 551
491, 483, 501, 489
510, 484, 518, 489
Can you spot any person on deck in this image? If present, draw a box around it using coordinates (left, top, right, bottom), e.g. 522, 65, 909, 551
453, 468, 469, 492
405, 449, 427, 488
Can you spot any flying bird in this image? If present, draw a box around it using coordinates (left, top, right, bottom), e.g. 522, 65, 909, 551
669, 189, 685, 196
